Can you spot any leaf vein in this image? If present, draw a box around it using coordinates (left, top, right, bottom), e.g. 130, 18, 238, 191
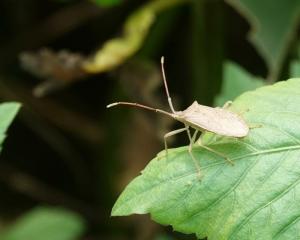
273, 215, 300, 239
215, 151, 288, 239
176, 155, 261, 225
229, 152, 300, 238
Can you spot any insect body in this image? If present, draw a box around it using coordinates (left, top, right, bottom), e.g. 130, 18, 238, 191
107, 57, 249, 178
174, 101, 249, 137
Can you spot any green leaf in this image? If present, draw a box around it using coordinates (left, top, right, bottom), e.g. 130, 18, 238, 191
0, 102, 20, 150
0, 207, 86, 240
93, 0, 122, 7
112, 78, 300, 239
226, 0, 300, 79
214, 61, 264, 106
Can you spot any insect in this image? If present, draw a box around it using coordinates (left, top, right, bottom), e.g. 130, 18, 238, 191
107, 57, 249, 178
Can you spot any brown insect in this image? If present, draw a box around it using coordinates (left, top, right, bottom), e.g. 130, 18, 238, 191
107, 57, 249, 178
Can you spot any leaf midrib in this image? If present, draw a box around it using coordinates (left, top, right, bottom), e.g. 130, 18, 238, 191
114, 143, 300, 217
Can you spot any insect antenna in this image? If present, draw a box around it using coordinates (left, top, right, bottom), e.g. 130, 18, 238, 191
161, 56, 176, 113
107, 102, 173, 118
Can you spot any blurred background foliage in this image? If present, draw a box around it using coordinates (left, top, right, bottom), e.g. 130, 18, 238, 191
0, 0, 300, 239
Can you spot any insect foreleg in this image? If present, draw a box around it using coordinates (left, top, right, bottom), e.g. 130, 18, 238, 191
163, 127, 189, 157
197, 138, 234, 165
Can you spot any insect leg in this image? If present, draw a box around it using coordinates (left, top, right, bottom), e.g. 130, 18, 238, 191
222, 101, 233, 109
197, 138, 234, 165
163, 127, 189, 157
186, 127, 202, 179
222, 101, 250, 116
249, 123, 263, 129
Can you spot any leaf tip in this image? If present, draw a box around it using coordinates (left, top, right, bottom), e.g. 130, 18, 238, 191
111, 204, 123, 217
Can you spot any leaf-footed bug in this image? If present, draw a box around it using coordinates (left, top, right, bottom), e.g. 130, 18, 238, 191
107, 57, 249, 178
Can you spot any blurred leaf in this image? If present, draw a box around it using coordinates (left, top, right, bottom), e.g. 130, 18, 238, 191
0, 207, 86, 240
112, 79, 300, 239
93, 0, 122, 7
289, 60, 300, 77
0, 102, 20, 150
83, 0, 188, 73
226, 0, 300, 79
289, 40, 300, 78
214, 61, 264, 106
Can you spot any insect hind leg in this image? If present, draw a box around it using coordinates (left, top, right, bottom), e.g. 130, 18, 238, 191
222, 101, 249, 116
197, 138, 234, 165
222, 101, 233, 109
249, 123, 263, 129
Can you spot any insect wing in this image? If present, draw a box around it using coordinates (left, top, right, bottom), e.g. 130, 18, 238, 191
181, 102, 249, 137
